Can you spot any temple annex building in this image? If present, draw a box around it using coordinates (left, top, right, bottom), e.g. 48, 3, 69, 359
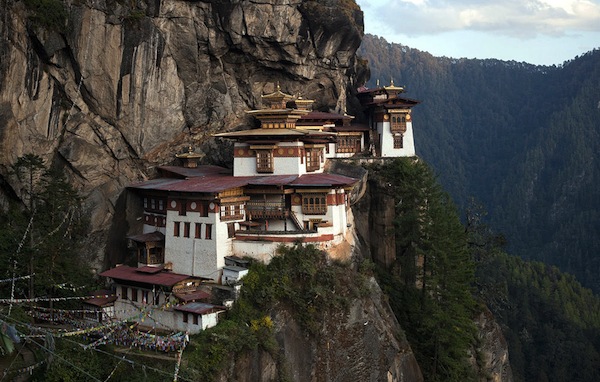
99, 83, 419, 334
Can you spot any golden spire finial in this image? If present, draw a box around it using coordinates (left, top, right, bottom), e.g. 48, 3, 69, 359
276, 82, 281, 91
390, 78, 394, 87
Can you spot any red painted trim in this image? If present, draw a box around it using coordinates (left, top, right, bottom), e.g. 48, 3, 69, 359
235, 234, 334, 243
234, 147, 303, 158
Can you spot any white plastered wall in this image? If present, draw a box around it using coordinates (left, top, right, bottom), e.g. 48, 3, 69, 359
377, 121, 416, 157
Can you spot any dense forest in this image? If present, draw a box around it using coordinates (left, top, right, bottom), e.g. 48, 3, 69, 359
377, 159, 600, 382
359, 34, 600, 293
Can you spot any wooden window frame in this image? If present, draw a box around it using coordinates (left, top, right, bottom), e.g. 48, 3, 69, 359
256, 150, 274, 173
336, 135, 361, 153
174, 221, 180, 237
205, 224, 213, 240
184, 222, 190, 237
305, 148, 321, 172
393, 134, 404, 149
195, 223, 202, 239
302, 194, 328, 215
390, 114, 407, 133
221, 203, 244, 221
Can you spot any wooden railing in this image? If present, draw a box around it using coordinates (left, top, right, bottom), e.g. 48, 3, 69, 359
246, 201, 286, 219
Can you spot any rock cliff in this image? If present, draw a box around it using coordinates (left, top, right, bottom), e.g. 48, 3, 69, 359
0, 0, 366, 266
216, 277, 423, 382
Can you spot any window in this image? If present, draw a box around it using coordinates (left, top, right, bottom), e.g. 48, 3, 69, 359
195, 223, 202, 239
131, 288, 138, 302
393, 134, 404, 149
143, 198, 148, 209
142, 290, 149, 304
228, 223, 235, 238
193, 314, 199, 325
184, 222, 190, 237
302, 194, 328, 215
182, 313, 188, 323
179, 200, 187, 216
221, 203, 244, 221
205, 224, 213, 240
336, 135, 361, 153
199, 202, 208, 217
150, 198, 155, 210
158, 199, 164, 211
306, 148, 321, 172
256, 150, 273, 173
391, 114, 407, 133
121, 286, 128, 300
174, 221, 180, 237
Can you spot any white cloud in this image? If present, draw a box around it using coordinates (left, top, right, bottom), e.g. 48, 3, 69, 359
362, 0, 600, 38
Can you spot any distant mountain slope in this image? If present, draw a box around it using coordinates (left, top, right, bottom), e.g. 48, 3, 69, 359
358, 34, 600, 292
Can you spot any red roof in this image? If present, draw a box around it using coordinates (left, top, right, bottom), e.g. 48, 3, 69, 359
291, 173, 357, 187
127, 231, 165, 243
128, 172, 356, 194
84, 289, 117, 307
129, 175, 250, 193
174, 289, 212, 303
174, 302, 223, 315
100, 265, 193, 287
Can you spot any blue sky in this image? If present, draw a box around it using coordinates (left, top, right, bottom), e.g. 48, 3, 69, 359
356, 0, 600, 65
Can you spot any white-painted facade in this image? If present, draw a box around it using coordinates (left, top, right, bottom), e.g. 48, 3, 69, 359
112, 292, 220, 334
376, 119, 416, 157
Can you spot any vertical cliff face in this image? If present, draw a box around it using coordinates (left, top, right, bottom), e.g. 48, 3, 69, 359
0, 0, 366, 265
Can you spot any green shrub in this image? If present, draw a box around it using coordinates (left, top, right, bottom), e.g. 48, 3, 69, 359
23, 0, 68, 30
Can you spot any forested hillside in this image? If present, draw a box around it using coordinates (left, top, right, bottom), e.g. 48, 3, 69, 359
359, 34, 600, 292
371, 159, 600, 382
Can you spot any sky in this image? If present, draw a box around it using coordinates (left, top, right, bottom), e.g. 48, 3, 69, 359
356, 0, 600, 65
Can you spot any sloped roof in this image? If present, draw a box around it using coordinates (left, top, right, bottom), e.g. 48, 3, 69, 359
127, 231, 165, 243
214, 128, 336, 138
291, 173, 357, 187
173, 302, 224, 315
128, 172, 357, 194
100, 265, 193, 287
84, 290, 117, 307
174, 289, 212, 303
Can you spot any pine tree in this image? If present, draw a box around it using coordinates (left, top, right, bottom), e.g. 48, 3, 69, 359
376, 158, 477, 382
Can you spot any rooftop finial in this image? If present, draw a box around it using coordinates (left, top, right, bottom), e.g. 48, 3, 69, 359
390, 78, 394, 87
276, 82, 281, 91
